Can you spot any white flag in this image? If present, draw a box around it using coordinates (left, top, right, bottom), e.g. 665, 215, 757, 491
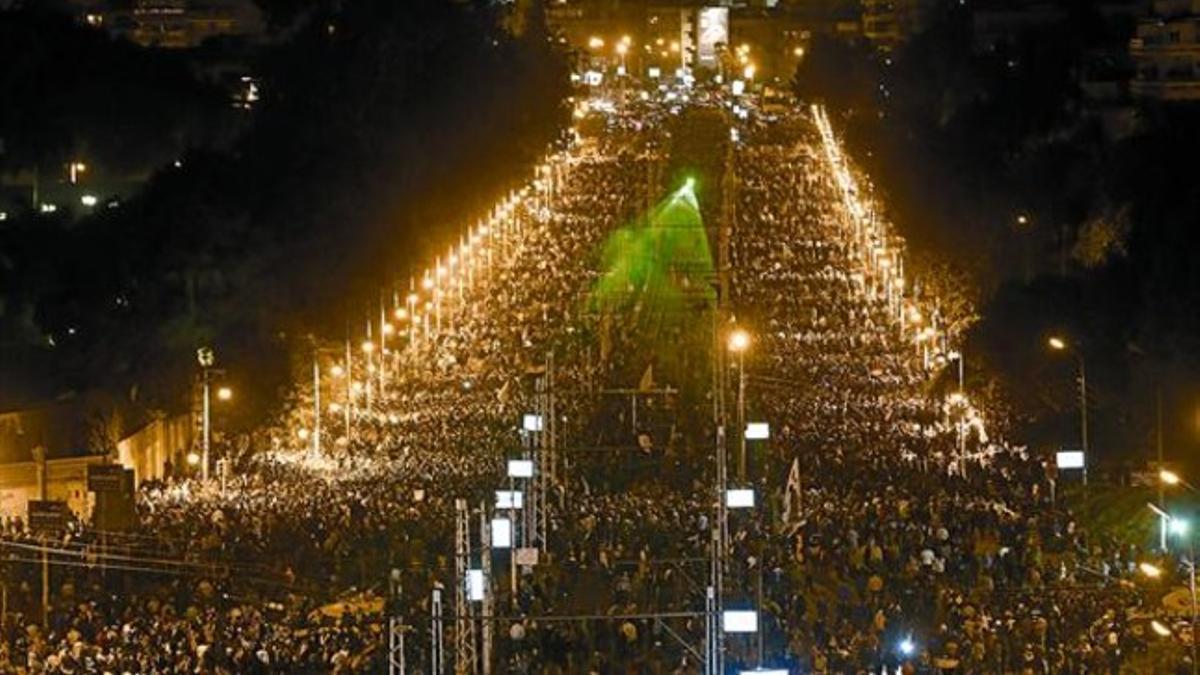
782, 457, 802, 524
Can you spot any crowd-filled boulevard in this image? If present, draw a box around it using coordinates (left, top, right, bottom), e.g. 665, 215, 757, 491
0, 96, 1179, 673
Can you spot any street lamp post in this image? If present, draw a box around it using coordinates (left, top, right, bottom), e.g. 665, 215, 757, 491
1048, 336, 1088, 485
728, 329, 750, 481
202, 369, 211, 480
196, 347, 217, 481
1143, 513, 1198, 674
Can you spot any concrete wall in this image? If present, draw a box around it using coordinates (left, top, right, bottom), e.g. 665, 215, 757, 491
0, 413, 190, 521
116, 414, 191, 485
0, 456, 101, 521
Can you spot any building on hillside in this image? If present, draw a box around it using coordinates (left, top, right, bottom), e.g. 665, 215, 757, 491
69, 0, 264, 49
971, 1, 1067, 53
1130, 0, 1200, 99
861, 0, 936, 50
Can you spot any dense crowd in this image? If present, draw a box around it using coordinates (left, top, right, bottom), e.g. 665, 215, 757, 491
0, 100, 1178, 674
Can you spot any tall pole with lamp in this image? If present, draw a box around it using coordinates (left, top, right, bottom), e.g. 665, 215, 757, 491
1048, 336, 1088, 485
729, 329, 750, 482
197, 347, 216, 481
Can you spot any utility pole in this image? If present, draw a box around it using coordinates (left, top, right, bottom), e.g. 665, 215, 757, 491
1159, 387, 1167, 551
388, 569, 405, 675
454, 499, 477, 674
431, 586, 445, 675
313, 342, 321, 459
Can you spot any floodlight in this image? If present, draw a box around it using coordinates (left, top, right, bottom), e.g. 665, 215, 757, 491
495, 490, 524, 510
491, 518, 512, 548
899, 638, 915, 656
507, 460, 534, 478
522, 414, 544, 432
745, 422, 769, 440
467, 570, 485, 601
722, 610, 757, 633
725, 489, 755, 509
1171, 518, 1190, 536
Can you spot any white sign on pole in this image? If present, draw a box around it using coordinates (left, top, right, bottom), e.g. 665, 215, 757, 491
522, 414, 544, 432
515, 547, 539, 567
507, 459, 534, 478
491, 518, 512, 548
466, 569, 485, 601
495, 490, 524, 510
722, 610, 758, 633
1056, 450, 1085, 469
745, 422, 770, 440
725, 489, 755, 509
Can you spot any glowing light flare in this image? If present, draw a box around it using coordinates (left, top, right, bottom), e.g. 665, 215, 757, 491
728, 329, 750, 353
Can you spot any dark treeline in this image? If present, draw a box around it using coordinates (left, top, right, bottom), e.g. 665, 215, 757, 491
0, 0, 570, 431
793, 0, 1200, 471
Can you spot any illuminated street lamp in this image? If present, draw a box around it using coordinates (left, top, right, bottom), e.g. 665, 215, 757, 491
69, 162, 86, 184
728, 329, 750, 353
1144, 505, 1198, 672
1046, 335, 1087, 485
728, 329, 751, 480
588, 36, 604, 50
217, 386, 233, 401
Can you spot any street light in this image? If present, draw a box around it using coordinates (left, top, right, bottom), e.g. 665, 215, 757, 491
1145, 506, 1198, 673
196, 347, 221, 482
728, 329, 750, 353
1046, 335, 1088, 485
1173, 518, 1191, 537
588, 36, 604, 50
217, 386, 232, 401
1164, 470, 1183, 485
728, 329, 750, 480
